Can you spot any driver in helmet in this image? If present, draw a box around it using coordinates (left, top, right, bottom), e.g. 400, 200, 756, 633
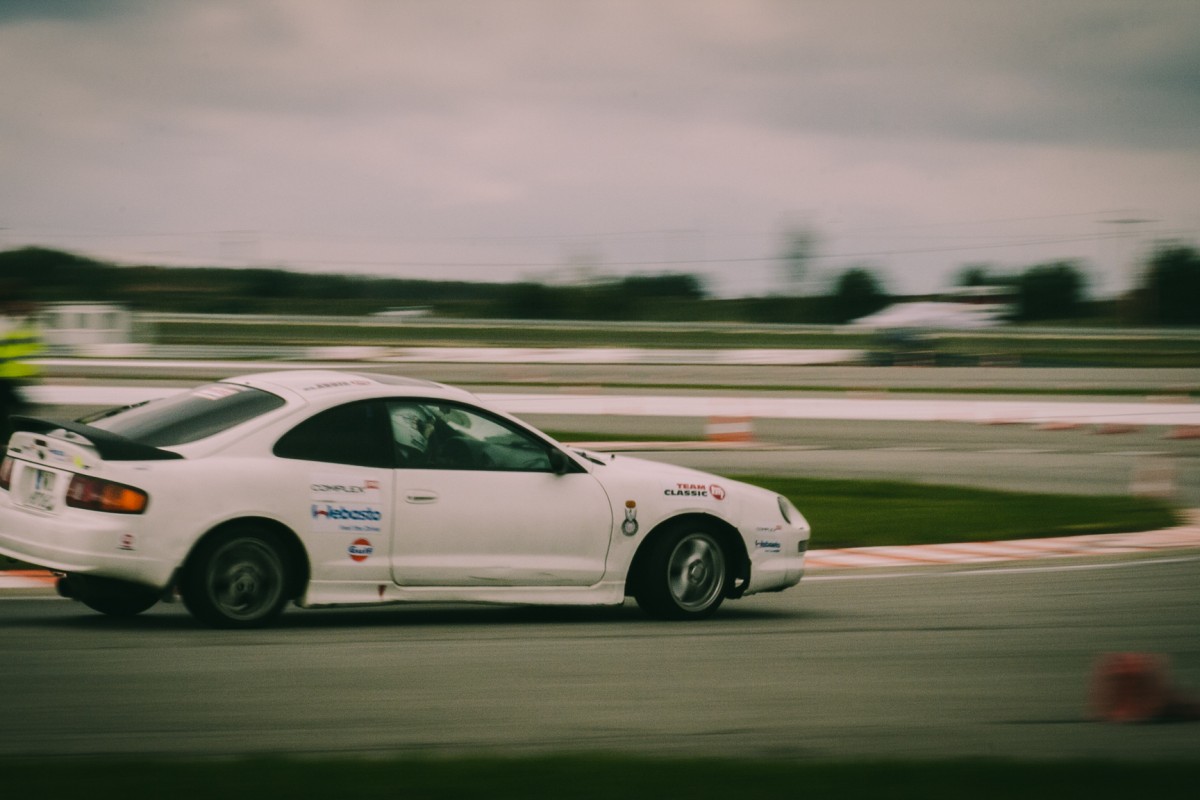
390, 403, 436, 466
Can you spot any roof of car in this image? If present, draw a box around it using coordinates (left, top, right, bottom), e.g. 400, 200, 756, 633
225, 370, 469, 401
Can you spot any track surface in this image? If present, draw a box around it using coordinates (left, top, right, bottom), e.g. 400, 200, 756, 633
5, 362, 1198, 761
2, 553, 1198, 761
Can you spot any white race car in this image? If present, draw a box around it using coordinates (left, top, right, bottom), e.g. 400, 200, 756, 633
0, 371, 810, 627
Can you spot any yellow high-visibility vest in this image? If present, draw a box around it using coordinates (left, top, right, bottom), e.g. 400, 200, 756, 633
0, 323, 42, 380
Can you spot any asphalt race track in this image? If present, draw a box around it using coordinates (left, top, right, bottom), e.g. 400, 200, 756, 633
2, 553, 1198, 761
4, 361, 1199, 762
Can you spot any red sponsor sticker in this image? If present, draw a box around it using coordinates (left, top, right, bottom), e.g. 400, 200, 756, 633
709, 484, 726, 501
348, 538, 374, 562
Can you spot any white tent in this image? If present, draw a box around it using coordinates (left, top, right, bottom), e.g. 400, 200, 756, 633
851, 301, 1007, 330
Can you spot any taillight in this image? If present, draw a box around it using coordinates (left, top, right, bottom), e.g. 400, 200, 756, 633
0, 457, 12, 491
66, 475, 148, 514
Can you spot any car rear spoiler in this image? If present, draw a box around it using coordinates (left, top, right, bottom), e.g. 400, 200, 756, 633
8, 416, 185, 461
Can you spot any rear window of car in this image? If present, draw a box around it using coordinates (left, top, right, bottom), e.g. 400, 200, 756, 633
273, 399, 394, 468
82, 384, 286, 447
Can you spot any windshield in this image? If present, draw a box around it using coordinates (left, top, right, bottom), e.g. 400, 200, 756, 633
82, 384, 286, 446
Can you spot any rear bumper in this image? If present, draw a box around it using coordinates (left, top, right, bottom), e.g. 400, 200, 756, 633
0, 498, 174, 588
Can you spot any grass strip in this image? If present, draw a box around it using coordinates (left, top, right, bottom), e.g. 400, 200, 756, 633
477, 381, 1200, 397
734, 475, 1180, 548
0, 756, 1194, 799
546, 430, 693, 443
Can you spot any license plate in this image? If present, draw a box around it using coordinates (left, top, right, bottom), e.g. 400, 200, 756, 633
22, 468, 57, 512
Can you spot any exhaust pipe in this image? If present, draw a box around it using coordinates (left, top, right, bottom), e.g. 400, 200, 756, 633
55, 574, 77, 600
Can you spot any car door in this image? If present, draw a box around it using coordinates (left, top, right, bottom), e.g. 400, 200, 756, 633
386, 400, 613, 587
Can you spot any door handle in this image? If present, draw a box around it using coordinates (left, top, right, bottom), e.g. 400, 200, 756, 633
405, 491, 439, 504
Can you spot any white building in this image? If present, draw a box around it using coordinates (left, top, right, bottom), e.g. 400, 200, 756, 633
36, 303, 135, 354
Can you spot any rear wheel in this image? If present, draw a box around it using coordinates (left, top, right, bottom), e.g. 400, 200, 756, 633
68, 574, 159, 618
181, 527, 292, 629
635, 523, 728, 620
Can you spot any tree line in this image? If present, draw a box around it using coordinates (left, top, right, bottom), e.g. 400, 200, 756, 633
1, 244, 1197, 325
954, 244, 1200, 325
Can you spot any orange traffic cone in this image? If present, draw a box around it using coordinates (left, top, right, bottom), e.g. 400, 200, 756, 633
705, 416, 755, 444
1090, 653, 1200, 723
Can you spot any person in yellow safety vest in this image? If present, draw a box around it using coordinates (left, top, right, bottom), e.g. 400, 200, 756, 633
0, 299, 42, 445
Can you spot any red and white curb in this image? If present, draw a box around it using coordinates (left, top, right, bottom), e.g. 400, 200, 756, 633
0, 570, 58, 590
805, 515, 1200, 571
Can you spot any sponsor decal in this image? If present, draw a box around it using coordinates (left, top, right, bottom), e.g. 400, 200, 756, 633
754, 539, 782, 553
312, 483, 366, 494
310, 503, 383, 534
663, 482, 726, 500
310, 475, 384, 532
301, 379, 373, 392
664, 482, 709, 498
621, 500, 639, 536
312, 504, 381, 521
348, 538, 374, 562
192, 385, 243, 401
118, 533, 136, 551
311, 473, 383, 503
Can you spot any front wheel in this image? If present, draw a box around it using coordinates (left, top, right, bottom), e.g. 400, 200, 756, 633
181, 527, 292, 629
635, 524, 728, 620
67, 574, 160, 618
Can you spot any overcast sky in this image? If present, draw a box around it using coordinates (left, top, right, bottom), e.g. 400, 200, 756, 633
2, 0, 1198, 297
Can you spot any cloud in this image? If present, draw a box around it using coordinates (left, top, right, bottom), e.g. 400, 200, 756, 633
1, 0, 1198, 295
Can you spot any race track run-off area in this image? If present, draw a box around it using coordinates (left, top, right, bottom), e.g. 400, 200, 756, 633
3, 370, 1200, 763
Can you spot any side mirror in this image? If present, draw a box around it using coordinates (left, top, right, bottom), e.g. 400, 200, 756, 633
547, 448, 570, 475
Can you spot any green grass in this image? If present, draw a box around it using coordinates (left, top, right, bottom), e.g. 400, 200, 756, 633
736, 475, 1180, 548
546, 430, 693, 443
0, 756, 1194, 799
486, 382, 1200, 397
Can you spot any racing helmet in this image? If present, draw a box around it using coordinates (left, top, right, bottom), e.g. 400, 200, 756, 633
391, 403, 434, 454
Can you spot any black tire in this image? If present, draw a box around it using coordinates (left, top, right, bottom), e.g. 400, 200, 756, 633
181, 527, 292, 629
68, 574, 160, 618
634, 523, 729, 620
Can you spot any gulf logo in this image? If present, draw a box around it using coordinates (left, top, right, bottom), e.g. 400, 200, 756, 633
348, 538, 374, 562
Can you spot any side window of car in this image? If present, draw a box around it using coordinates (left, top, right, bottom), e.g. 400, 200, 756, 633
387, 400, 562, 472
274, 400, 394, 468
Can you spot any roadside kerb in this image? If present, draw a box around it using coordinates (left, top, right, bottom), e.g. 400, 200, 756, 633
804, 511, 1200, 570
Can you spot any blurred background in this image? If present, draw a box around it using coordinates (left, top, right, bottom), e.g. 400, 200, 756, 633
1, 0, 1199, 776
